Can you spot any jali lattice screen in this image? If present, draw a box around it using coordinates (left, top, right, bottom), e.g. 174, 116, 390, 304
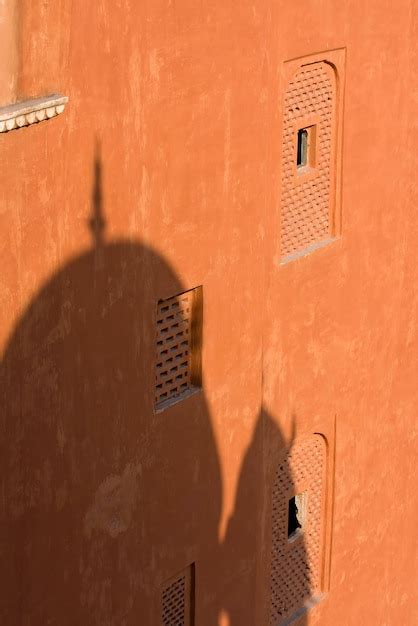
161, 565, 194, 626
270, 434, 326, 625
155, 287, 202, 410
281, 61, 336, 260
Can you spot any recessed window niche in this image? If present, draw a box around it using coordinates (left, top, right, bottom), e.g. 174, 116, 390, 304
270, 434, 327, 625
155, 287, 202, 411
161, 564, 195, 626
280, 49, 345, 263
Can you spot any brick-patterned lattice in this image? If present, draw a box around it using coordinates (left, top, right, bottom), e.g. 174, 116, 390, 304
161, 567, 192, 626
155, 289, 196, 408
281, 62, 335, 258
270, 435, 326, 625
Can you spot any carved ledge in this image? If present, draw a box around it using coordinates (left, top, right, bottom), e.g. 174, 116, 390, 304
0, 94, 68, 133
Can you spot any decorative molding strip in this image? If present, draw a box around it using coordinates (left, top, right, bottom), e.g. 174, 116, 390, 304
0, 94, 68, 133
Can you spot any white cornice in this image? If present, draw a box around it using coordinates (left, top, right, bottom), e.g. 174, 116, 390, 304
0, 94, 68, 133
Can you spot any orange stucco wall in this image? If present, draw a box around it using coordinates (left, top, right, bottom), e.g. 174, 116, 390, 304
0, 0, 18, 105
0, 2, 417, 625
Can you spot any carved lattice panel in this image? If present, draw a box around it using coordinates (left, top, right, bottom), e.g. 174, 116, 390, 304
161, 566, 194, 626
281, 62, 336, 259
270, 435, 326, 624
155, 288, 202, 410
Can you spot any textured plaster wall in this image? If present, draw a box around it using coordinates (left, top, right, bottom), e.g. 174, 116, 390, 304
0, 0, 18, 105
0, 1, 417, 625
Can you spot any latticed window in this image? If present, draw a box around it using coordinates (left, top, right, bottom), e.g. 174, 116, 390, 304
161, 565, 195, 626
281, 62, 336, 261
270, 435, 326, 624
155, 287, 202, 410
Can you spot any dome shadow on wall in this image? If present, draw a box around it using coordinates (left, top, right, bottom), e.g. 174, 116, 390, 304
0, 150, 310, 626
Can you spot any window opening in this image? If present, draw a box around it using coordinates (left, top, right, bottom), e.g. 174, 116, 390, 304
297, 129, 309, 168
288, 492, 307, 541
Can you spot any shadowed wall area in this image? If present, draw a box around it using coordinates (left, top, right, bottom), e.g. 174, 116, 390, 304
0, 244, 309, 626
0, 155, 309, 625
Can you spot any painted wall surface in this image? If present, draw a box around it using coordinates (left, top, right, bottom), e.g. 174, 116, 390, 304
0, 1, 417, 625
0, 0, 18, 105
